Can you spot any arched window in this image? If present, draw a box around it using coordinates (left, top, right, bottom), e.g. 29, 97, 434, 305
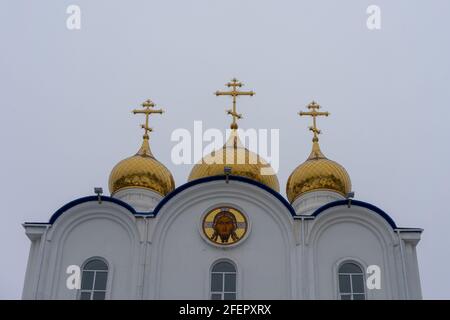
210, 261, 236, 300
338, 262, 366, 300
79, 258, 108, 300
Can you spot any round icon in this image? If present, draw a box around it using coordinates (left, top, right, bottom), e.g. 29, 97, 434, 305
202, 207, 248, 246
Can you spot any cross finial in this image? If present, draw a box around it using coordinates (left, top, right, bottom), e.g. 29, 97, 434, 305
299, 101, 330, 142
215, 78, 255, 129
132, 99, 164, 140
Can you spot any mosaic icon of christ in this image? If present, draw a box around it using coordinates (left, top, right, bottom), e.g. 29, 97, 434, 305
210, 210, 239, 243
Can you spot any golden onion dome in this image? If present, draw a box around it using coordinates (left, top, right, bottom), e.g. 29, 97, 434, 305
286, 140, 351, 203
109, 137, 175, 196
188, 130, 280, 192
109, 98, 175, 196
286, 101, 351, 203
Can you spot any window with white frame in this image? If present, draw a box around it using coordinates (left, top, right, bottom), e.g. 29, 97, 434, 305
210, 261, 236, 300
338, 262, 366, 300
79, 258, 108, 300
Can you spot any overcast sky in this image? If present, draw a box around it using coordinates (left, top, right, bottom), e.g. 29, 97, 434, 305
1, 1, 449, 299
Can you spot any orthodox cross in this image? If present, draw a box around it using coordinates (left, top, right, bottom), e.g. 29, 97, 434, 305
215, 78, 254, 129
132, 99, 164, 139
299, 101, 330, 142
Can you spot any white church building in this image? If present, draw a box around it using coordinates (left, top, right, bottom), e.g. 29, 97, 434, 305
22, 80, 422, 300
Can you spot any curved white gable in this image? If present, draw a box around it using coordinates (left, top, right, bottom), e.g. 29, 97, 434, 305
26, 201, 142, 299
147, 180, 296, 299
307, 205, 399, 299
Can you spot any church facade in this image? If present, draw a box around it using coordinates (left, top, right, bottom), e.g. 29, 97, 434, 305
22, 80, 422, 300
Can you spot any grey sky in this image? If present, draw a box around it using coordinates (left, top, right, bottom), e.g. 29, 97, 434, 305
1, 0, 449, 299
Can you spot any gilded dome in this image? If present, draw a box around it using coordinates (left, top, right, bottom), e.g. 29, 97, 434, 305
109, 138, 175, 196
286, 140, 351, 203
188, 130, 280, 192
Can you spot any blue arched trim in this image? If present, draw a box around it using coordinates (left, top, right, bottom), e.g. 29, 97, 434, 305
311, 199, 398, 229
152, 175, 297, 216
48, 175, 296, 224
48, 179, 398, 229
49, 196, 137, 224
